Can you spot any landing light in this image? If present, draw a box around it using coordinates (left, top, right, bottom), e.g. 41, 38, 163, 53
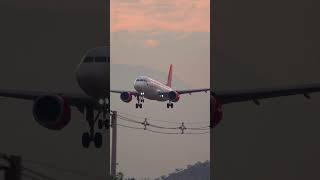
98, 98, 109, 105
99, 99, 104, 105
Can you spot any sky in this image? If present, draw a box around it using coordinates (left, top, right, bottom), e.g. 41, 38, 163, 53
1, 0, 319, 180
111, 0, 210, 178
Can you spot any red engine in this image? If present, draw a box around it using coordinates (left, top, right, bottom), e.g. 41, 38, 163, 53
120, 92, 133, 103
33, 95, 71, 130
168, 91, 180, 102
211, 94, 223, 128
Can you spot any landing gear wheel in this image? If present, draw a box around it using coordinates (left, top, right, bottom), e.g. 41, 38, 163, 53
139, 104, 143, 108
94, 132, 103, 148
136, 103, 139, 108
171, 103, 174, 108
98, 119, 104, 129
82, 132, 90, 148
167, 103, 169, 108
105, 119, 110, 129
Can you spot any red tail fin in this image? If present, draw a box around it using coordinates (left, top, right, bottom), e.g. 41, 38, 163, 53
166, 64, 173, 87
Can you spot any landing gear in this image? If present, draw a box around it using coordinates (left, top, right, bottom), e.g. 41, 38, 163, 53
136, 103, 143, 108
82, 132, 90, 148
167, 102, 174, 108
135, 95, 144, 109
98, 110, 109, 130
94, 132, 103, 148
82, 104, 109, 148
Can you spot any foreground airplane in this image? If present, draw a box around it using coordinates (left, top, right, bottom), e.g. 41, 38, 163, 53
1, 46, 320, 148
111, 64, 210, 108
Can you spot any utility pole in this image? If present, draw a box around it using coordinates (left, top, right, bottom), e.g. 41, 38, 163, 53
1, 155, 22, 180
111, 111, 118, 177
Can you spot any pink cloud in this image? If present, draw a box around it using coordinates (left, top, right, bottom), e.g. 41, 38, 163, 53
143, 39, 160, 47
111, 0, 210, 33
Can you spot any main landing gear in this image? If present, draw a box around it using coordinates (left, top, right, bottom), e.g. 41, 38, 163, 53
82, 105, 109, 148
167, 102, 174, 108
135, 95, 144, 109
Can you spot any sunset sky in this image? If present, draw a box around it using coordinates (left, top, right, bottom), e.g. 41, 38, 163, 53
111, 0, 210, 178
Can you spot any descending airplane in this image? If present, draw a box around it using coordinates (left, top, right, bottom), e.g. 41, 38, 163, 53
0, 47, 110, 148
111, 64, 210, 109
1, 46, 320, 148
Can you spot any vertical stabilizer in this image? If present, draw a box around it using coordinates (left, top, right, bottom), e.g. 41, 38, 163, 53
166, 64, 173, 87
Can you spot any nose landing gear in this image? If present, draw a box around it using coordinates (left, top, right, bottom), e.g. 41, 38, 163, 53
82, 104, 109, 148
135, 94, 144, 109
167, 102, 174, 108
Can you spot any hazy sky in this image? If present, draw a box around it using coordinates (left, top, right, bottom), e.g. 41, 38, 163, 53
111, 0, 210, 178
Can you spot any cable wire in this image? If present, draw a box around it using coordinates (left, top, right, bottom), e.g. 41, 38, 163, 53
117, 124, 210, 135
23, 167, 57, 180
23, 160, 106, 180
117, 111, 210, 124
22, 173, 45, 180
118, 115, 209, 130
117, 123, 145, 130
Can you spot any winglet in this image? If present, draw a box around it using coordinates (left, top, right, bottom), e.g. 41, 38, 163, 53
166, 64, 173, 87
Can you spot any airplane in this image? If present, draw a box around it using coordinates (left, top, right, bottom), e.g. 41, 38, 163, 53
1, 46, 320, 148
0, 47, 110, 148
111, 64, 210, 109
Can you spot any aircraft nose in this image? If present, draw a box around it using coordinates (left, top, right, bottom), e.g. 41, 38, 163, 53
134, 81, 143, 91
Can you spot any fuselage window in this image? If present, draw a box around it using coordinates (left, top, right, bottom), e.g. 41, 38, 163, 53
84, 57, 94, 63
95, 56, 107, 62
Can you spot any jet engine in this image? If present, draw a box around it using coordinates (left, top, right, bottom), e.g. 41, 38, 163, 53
120, 92, 133, 103
211, 93, 223, 128
168, 91, 180, 102
33, 95, 71, 130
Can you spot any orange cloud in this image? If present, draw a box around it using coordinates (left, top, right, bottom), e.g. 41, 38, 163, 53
143, 39, 159, 47
111, 0, 210, 33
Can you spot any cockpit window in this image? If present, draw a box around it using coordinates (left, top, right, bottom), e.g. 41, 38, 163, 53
95, 56, 107, 62
83, 57, 94, 63
136, 79, 147, 82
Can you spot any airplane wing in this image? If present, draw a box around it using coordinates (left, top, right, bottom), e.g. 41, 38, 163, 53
176, 88, 210, 95
0, 89, 96, 107
110, 90, 139, 96
214, 84, 320, 105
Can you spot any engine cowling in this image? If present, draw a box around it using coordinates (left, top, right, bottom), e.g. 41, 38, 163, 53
120, 92, 133, 103
168, 91, 180, 102
33, 95, 71, 130
211, 93, 223, 128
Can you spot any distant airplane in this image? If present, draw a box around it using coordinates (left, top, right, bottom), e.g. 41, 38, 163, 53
1, 46, 320, 148
111, 64, 210, 108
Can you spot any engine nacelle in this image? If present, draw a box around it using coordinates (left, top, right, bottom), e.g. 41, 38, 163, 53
168, 91, 180, 102
211, 93, 223, 128
120, 92, 133, 103
33, 95, 71, 130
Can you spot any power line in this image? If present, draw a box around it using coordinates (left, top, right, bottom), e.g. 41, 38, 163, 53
23, 160, 106, 180
118, 116, 179, 130
22, 173, 45, 180
117, 111, 210, 125
117, 123, 210, 135
118, 115, 210, 131
117, 123, 145, 130
23, 167, 57, 180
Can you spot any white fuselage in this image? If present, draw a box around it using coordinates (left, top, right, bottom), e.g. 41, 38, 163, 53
134, 76, 173, 101
75, 47, 109, 99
